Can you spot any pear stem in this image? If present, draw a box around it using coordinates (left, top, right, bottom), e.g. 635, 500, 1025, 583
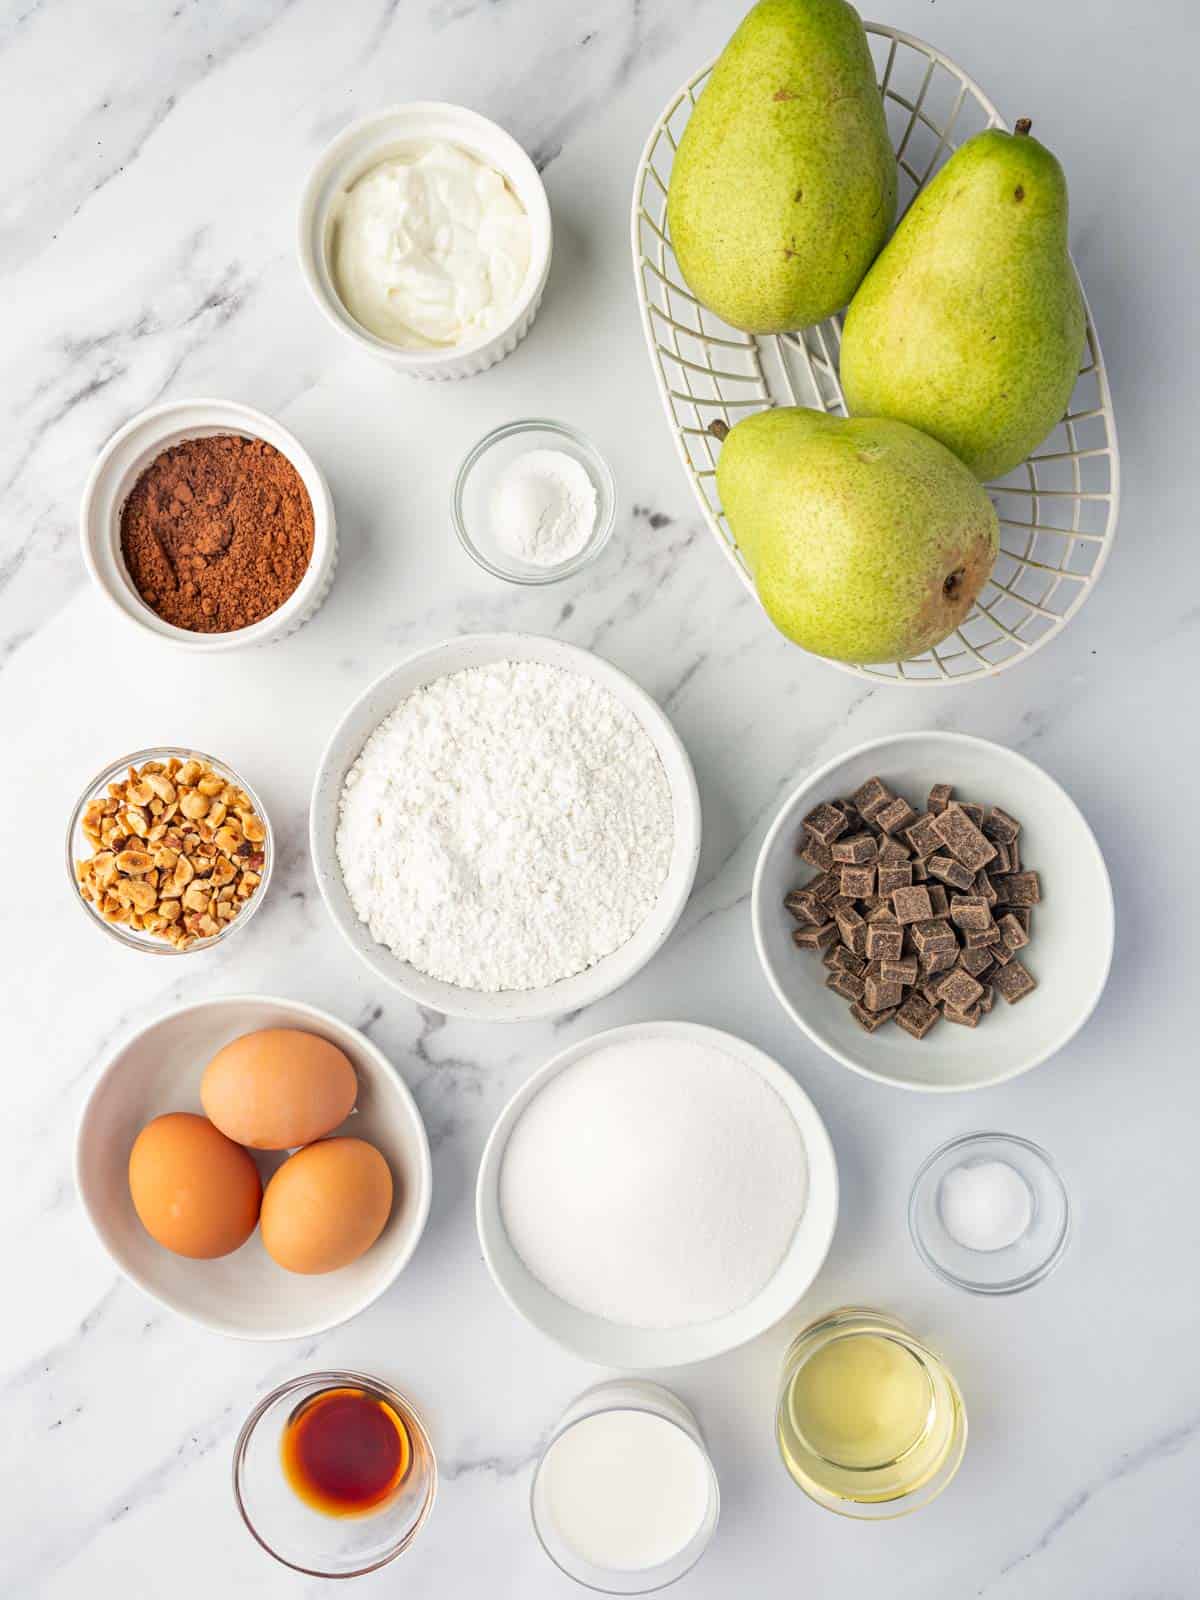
1014, 117, 1032, 136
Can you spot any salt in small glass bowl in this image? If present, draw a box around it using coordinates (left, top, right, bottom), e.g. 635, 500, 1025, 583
66, 746, 274, 955
233, 1371, 437, 1578
909, 1131, 1071, 1295
452, 419, 615, 584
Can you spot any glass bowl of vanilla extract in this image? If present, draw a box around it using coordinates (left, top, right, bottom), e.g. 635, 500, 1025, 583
233, 1371, 437, 1577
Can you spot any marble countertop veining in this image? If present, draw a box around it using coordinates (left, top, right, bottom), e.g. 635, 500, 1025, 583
2, 0, 1198, 1594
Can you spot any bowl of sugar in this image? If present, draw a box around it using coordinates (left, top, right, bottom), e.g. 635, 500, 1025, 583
476, 1020, 839, 1369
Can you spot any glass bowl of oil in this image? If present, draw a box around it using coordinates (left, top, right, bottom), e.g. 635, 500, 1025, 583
233, 1371, 436, 1576
776, 1308, 967, 1519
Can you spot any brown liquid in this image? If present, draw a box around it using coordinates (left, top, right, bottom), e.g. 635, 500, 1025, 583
281, 1386, 413, 1517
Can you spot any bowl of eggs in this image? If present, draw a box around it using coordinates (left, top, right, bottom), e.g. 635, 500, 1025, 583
74, 995, 432, 1339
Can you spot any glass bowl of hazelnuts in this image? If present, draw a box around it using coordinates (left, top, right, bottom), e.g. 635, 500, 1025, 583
67, 748, 274, 954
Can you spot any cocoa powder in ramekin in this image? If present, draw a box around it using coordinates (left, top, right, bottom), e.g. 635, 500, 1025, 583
119, 434, 315, 633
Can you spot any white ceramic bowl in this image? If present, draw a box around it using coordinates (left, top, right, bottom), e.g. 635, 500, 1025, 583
298, 103, 553, 380
81, 399, 337, 651
753, 732, 1114, 1093
476, 1021, 839, 1369
311, 634, 701, 1021
75, 995, 432, 1339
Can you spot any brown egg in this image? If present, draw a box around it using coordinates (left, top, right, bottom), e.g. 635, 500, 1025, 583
128, 1112, 262, 1259
201, 1028, 358, 1151
261, 1137, 394, 1275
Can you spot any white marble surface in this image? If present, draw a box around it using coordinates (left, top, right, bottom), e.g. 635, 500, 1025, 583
2, 0, 1197, 1594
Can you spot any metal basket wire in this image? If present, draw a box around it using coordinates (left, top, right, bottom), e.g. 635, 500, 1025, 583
631, 25, 1119, 685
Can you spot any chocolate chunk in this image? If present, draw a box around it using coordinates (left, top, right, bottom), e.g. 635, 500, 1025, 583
804, 802, 849, 845
831, 831, 878, 865
892, 885, 934, 925
825, 945, 865, 976
865, 921, 904, 962
992, 959, 1037, 1004
851, 777, 892, 818
990, 840, 1012, 874
921, 942, 959, 975
943, 1003, 982, 1028
1008, 906, 1032, 934
959, 802, 985, 826
949, 894, 993, 932
799, 834, 833, 872
811, 871, 841, 904
957, 945, 994, 978
850, 1001, 896, 1032
990, 942, 1013, 965
997, 911, 1030, 952
994, 871, 1041, 907
839, 863, 876, 899
983, 806, 1021, 843
978, 983, 995, 1013
904, 812, 943, 860
896, 993, 940, 1039
911, 857, 929, 882
826, 969, 866, 1002
926, 884, 950, 917
964, 922, 1001, 949
864, 973, 904, 1012
931, 804, 998, 872
1008, 836, 1022, 873
881, 954, 919, 986
928, 857, 979, 896
784, 889, 823, 925
877, 862, 914, 897
927, 854, 976, 891
874, 795, 919, 835
865, 900, 898, 923
927, 783, 954, 815
834, 903, 867, 955
936, 967, 985, 1011
793, 922, 837, 950
974, 868, 998, 906
912, 917, 955, 952
877, 836, 912, 865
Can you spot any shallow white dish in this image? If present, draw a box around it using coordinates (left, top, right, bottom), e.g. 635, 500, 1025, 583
80, 398, 337, 651
310, 634, 702, 1022
298, 102, 552, 380
753, 732, 1114, 1092
476, 1021, 838, 1369
75, 995, 432, 1339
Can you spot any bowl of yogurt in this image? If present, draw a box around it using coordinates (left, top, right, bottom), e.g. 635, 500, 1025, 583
298, 103, 553, 380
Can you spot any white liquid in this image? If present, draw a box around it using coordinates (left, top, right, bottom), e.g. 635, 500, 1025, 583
538, 1408, 711, 1573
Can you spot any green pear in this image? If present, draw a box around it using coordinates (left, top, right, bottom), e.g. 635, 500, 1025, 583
839, 120, 1085, 480
666, 0, 896, 333
716, 408, 999, 663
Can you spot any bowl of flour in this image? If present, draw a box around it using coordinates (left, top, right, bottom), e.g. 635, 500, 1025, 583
476, 1020, 839, 1368
310, 634, 701, 1019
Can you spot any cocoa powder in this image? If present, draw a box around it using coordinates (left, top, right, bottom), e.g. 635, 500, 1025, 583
120, 434, 315, 633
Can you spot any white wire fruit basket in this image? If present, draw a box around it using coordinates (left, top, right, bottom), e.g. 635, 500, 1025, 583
632, 25, 1119, 686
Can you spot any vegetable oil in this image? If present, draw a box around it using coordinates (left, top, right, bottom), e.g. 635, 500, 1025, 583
777, 1308, 966, 1518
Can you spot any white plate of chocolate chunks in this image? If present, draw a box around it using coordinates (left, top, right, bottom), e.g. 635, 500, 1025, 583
752, 731, 1114, 1092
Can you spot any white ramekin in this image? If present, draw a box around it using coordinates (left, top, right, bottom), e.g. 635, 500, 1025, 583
297, 103, 553, 381
80, 399, 337, 651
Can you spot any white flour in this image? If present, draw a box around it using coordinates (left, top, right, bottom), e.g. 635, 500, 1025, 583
500, 1035, 809, 1329
336, 660, 674, 991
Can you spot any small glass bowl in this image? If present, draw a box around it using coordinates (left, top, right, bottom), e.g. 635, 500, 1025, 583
530, 1380, 719, 1594
233, 1372, 437, 1578
66, 746, 274, 955
909, 1132, 1071, 1295
452, 419, 615, 584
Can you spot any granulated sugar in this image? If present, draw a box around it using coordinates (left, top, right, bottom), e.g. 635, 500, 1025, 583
499, 1035, 809, 1329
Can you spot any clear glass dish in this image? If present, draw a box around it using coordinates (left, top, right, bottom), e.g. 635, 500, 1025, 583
452, 419, 615, 584
530, 1380, 719, 1593
233, 1371, 436, 1578
66, 746, 274, 955
909, 1132, 1071, 1295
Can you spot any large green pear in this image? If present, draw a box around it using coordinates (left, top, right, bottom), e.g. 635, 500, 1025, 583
717, 408, 999, 663
840, 121, 1085, 480
667, 0, 896, 333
